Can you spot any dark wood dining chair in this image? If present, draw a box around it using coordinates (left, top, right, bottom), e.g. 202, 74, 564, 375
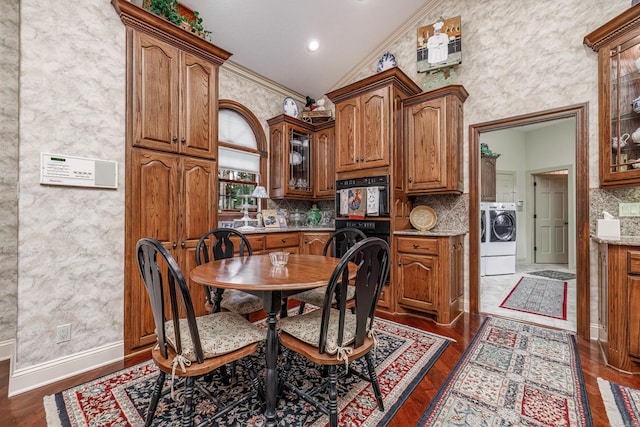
195, 228, 263, 318
277, 237, 390, 427
136, 237, 265, 427
291, 227, 366, 314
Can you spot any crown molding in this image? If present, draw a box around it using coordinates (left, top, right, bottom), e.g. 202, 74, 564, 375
329, 0, 441, 92
222, 61, 306, 103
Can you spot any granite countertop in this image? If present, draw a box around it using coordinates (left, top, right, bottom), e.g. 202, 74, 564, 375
590, 235, 640, 246
394, 229, 467, 237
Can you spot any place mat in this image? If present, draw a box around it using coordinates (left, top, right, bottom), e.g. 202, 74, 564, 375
527, 270, 576, 281
418, 317, 593, 426
597, 377, 640, 426
499, 276, 568, 320
44, 317, 451, 427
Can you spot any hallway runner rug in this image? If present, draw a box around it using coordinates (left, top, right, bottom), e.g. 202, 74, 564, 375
597, 377, 640, 426
44, 317, 451, 427
417, 317, 592, 426
499, 276, 568, 320
527, 270, 576, 281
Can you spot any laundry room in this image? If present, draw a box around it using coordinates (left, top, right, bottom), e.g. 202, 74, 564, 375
478, 117, 578, 331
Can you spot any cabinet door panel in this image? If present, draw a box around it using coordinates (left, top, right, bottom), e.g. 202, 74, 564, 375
134, 32, 179, 151
181, 52, 216, 158
315, 127, 335, 198
629, 275, 640, 357
407, 98, 445, 191
361, 87, 390, 168
335, 99, 359, 172
181, 157, 217, 244
302, 232, 330, 255
397, 253, 437, 312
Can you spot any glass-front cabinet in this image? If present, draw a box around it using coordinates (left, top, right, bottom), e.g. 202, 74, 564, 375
585, 5, 640, 188
268, 115, 314, 199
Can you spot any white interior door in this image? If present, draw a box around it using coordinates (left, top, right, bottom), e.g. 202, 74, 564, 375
534, 172, 568, 264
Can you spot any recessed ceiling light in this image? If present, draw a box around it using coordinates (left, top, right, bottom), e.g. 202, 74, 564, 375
307, 39, 320, 52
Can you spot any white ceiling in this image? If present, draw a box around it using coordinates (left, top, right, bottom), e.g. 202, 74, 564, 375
179, 0, 431, 99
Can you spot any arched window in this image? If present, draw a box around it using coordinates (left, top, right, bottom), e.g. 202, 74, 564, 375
217, 100, 267, 222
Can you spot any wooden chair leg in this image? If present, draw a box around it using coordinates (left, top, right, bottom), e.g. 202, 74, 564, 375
297, 301, 306, 315
327, 365, 339, 427
181, 376, 195, 427
365, 353, 384, 411
145, 371, 166, 427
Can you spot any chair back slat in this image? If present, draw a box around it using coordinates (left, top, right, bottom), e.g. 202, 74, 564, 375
318, 237, 390, 354
196, 228, 253, 265
323, 227, 366, 258
136, 238, 205, 363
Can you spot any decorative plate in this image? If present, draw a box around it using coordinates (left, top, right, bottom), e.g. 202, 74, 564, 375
376, 52, 397, 73
283, 97, 299, 117
289, 151, 303, 165
410, 205, 437, 231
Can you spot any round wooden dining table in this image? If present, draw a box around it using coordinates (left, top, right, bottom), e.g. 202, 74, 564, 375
189, 253, 347, 427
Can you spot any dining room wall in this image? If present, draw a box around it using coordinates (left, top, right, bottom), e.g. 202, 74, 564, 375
0, 0, 19, 352
7, 0, 639, 394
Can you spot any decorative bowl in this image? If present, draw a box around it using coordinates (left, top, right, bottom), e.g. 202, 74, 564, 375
269, 251, 289, 267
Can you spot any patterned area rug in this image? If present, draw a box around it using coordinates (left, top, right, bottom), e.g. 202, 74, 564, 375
417, 317, 592, 426
597, 377, 640, 426
499, 276, 568, 320
527, 270, 576, 281
44, 317, 451, 427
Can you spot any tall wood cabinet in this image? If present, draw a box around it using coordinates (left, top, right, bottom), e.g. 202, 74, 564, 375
314, 121, 336, 199
597, 241, 640, 373
403, 85, 468, 194
113, 0, 231, 357
327, 67, 421, 179
585, 5, 640, 188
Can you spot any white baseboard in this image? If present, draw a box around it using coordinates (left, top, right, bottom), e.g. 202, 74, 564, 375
0, 339, 15, 362
8, 341, 124, 397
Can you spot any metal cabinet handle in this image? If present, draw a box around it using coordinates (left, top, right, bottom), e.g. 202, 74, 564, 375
172, 242, 177, 249
281, 239, 287, 243
355, 158, 360, 162
360, 156, 364, 161
181, 241, 186, 248
181, 137, 186, 144
172, 136, 178, 143
398, 262, 402, 266
408, 177, 413, 183
413, 243, 419, 249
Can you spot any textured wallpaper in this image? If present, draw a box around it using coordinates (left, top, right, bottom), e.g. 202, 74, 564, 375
10, 0, 637, 374
0, 0, 19, 345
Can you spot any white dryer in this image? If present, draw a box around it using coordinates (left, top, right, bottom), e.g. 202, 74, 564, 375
485, 202, 517, 275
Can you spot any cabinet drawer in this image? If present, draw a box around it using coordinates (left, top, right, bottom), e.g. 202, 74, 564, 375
629, 251, 640, 275
265, 232, 300, 249
397, 237, 438, 255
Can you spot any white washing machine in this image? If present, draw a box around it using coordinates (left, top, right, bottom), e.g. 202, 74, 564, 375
480, 202, 490, 276
485, 202, 517, 275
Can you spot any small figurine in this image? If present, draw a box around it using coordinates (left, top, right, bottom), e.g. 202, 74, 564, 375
305, 96, 317, 111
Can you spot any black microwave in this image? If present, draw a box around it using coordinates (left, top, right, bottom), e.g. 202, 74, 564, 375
335, 175, 390, 218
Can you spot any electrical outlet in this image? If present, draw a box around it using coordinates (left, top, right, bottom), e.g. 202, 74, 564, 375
619, 202, 640, 217
56, 324, 71, 343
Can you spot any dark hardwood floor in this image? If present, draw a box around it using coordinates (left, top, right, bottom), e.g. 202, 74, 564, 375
1, 312, 638, 426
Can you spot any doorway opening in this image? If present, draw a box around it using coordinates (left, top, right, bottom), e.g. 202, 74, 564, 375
469, 104, 590, 338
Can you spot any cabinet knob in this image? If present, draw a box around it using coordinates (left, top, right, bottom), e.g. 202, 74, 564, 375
355, 158, 360, 162
281, 239, 287, 243
413, 243, 419, 249
172, 242, 177, 249
304, 239, 309, 243
398, 262, 402, 266
172, 136, 178, 143
181, 137, 186, 144
360, 156, 364, 161
408, 177, 413, 183
181, 241, 186, 248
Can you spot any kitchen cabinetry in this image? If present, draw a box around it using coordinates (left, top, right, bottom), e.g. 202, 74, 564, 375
395, 235, 464, 324
301, 232, 331, 255
327, 67, 421, 178
597, 241, 640, 373
268, 115, 315, 199
129, 148, 217, 351
403, 85, 468, 194
113, 0, 231, 357
481, 154, 498, 202
314, 122, 336, 199
585, 6, 640, 188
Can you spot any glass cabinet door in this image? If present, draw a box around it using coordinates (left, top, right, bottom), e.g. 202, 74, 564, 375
607, 35, 640, 182
288, 127, 312, 195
